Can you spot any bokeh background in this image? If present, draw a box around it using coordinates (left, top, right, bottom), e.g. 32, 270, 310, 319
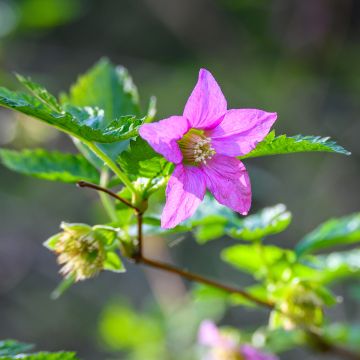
0, 0, 359, 359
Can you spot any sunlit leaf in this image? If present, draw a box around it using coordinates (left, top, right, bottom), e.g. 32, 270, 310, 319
222, 244, 293, 277
0, 87, 143, 143
296, 212, 360, 256
0, 148, 99, 183
104, 252, 125, 273
117, 137, 172, 181
228, 204, 292, 241
240, 131, 351, 159
62, 58, 140, 125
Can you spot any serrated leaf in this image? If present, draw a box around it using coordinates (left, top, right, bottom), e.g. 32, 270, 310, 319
227, 204, 292, 241
104, 251, 125, 273
240, 131, 351, 159
0, 87, 144, 143
0, 148, 99, 183
0, 340, 34, 356
118, 137, 171, 179
295, 213, 360, 256
16, 73, 62, 112
62, 58, 140, 125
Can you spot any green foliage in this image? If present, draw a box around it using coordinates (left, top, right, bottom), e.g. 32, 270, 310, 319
0, 352, 79, 360
222, 244, 293, 277
296, 212, 360, 256
15, 74, 63, 112
62, 58, 140, 125
118, 137, 171, 179
228, 204, 292, 241
0, 340, 79, 360
314, 249, 360, 284
240, 131, 351, 159
324, 323, 360, 351
0, 340, 33, 357
0, 86, 143, 143
99, 296, 225, 360
0, 148, 99, 183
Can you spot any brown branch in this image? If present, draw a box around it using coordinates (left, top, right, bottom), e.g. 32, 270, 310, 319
139, 256, 274, 309
77, 181, 360, 360
77, 181, 140, 212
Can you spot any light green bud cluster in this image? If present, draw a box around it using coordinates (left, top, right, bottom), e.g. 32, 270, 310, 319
54, 223, 106, 282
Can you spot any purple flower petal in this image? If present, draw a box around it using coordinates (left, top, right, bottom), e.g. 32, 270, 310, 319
198, 321, 222, 347
139, 116, 189, 164
201, 155, 251, 215
241, 345, 279, 360
207, 109, 277, 156
183, 69, 227, 130
161, 164, 206, 228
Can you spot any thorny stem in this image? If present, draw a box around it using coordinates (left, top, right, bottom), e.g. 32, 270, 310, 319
78, 182, 360, 360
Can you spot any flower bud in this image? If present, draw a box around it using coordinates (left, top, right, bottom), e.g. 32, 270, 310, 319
54, 222, 106, 281
272, 280, 324, 330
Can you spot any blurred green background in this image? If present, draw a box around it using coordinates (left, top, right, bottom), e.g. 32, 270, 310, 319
0, 0, 359, 359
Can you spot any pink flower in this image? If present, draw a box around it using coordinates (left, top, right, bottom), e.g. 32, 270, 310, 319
198, 320, 278, 360
139, 69, 277, 228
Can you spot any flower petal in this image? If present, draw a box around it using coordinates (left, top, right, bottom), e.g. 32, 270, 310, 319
207, 109, 277, 156
161, 164, 206, 229
198, 321, 222, 347
183, 69, 227, 130
139, 116, 189, 164
241, 345, 278, 360
201, 155, 251, 215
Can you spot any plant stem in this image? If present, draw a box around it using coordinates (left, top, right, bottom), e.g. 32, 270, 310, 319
139, 256, 274, 309
76, 182, 360, 360
84, 141, 137, 193
77, 181, 139, 211
99, 170, 118, 222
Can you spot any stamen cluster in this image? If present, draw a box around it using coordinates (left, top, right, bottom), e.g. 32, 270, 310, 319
178, 129, 216, 165
54, 225, 105, 281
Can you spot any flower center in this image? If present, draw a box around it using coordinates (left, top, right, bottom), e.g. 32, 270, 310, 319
178, 128, 215, 165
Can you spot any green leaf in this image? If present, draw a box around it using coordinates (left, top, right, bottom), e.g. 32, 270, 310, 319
62, 58, 140, 125
240, 131, 351, 159
0, 340, 33, 356
0, 87, 143, 143
324, 323, 360, 351
43, 233, 62, 250
0, 148, 99, 183
313, 249, 360, 284
227, 204, 292, 241
104, 251, 125, 273
222, 244, 294, 278
295, 212, 360, 256
0, 352, 79, 360
15, 74, 62, 112
117, 137, 171, 179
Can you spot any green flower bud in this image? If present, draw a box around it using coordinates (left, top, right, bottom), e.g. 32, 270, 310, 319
54, 222, 106, 282
271, 280, 324, 330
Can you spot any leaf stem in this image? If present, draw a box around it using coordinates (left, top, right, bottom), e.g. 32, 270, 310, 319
84, 141, 137, 193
